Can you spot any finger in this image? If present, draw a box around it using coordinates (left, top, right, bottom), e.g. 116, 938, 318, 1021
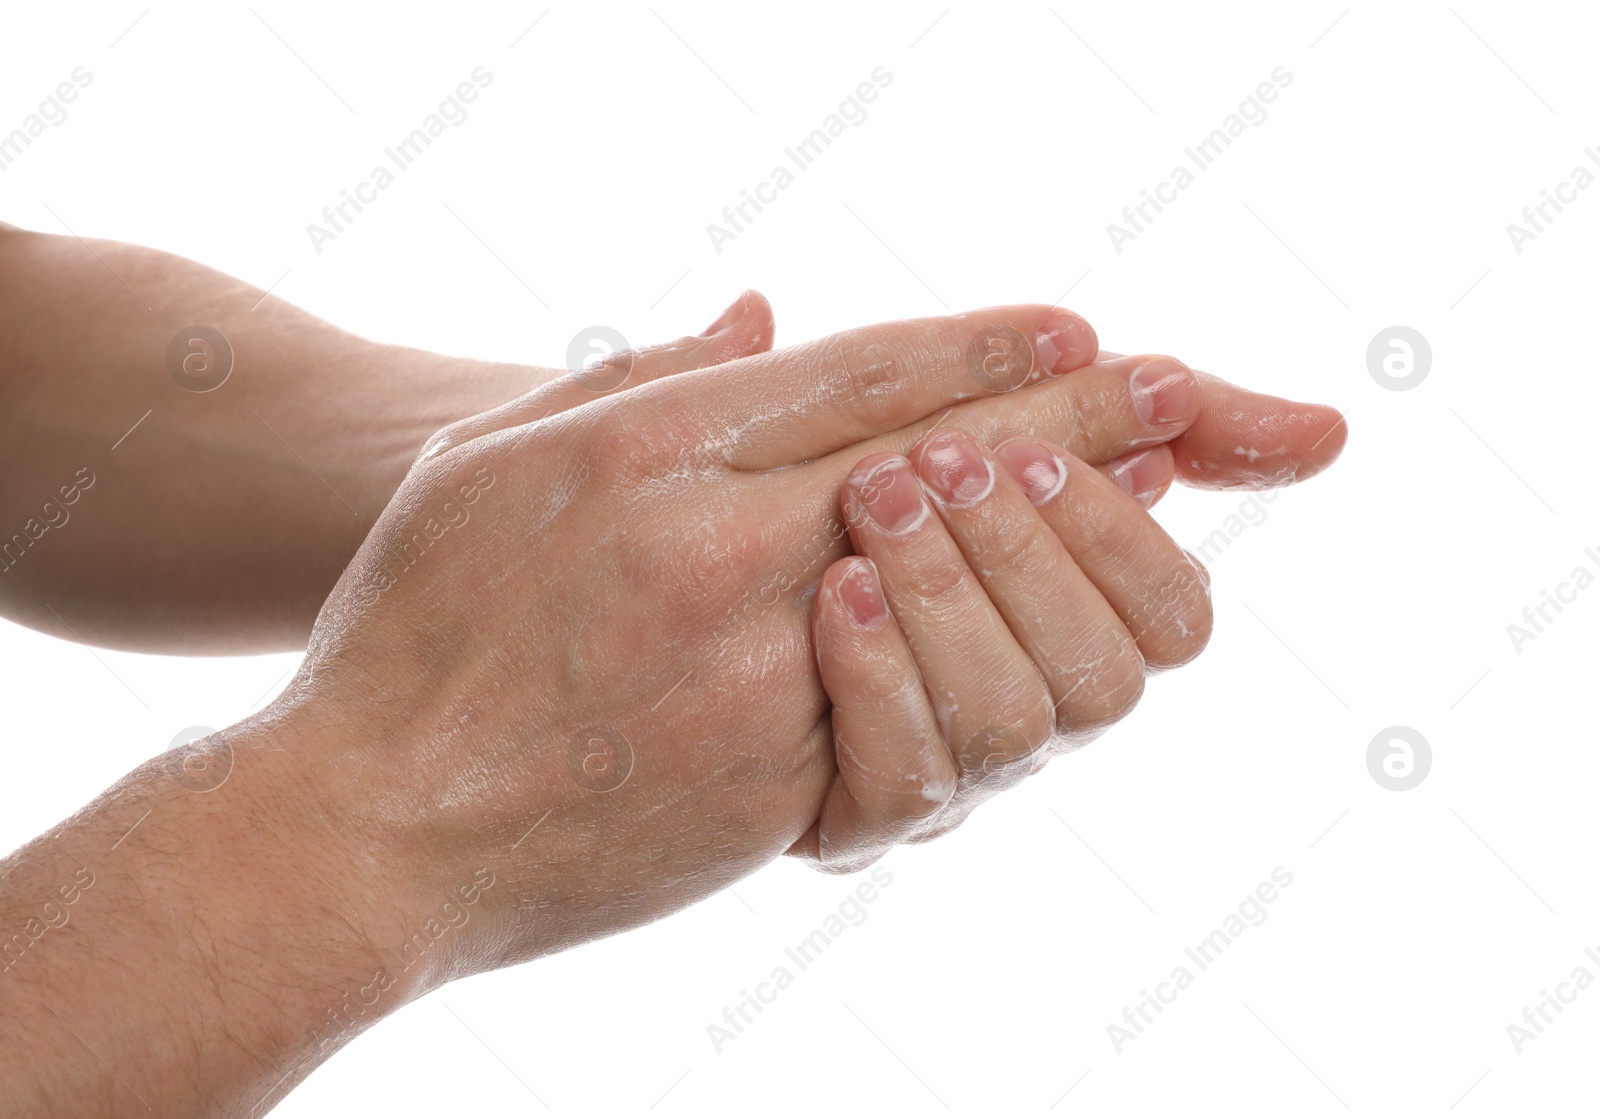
779, 353, 1198, 513
908, 429, 1147, 744
993, 436, 1212, 671
673, 305, 1100, 471
1099, 443, 1177, 509
1096, 350, 1348, 489
790, 557, 958, 873
1171, 371, 1348, 489
840, 452, 1055, 795
420, 290, 774, 461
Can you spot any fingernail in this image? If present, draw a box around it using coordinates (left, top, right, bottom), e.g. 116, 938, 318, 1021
701, 292, 748, 336
849, 456, 928, 535
1034, 314, 1098, 376
1110, 449, 1165, 506
1129, 357, 1196, 425
838, 558, 888, 628
915, 431, 995, 508
995, 438, 1068, 506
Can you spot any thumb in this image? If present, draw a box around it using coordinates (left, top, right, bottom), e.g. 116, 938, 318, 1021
1095, 351, 1348, 491
421, 291, 774, 461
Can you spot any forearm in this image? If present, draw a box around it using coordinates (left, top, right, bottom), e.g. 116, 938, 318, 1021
0, 225, 536, 653
0, 713, 438, 1116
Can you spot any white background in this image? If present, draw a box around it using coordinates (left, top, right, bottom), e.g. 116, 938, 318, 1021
1, 2, 1596, 1115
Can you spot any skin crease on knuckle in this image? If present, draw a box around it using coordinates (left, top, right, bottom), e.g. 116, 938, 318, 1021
1055, 647, 1148, 740
1028, 627, 1146, 743
699, 324, 941, 471
963, 505, 1056, 583
1117, 554, 1215, 670
831, 336, 916, 432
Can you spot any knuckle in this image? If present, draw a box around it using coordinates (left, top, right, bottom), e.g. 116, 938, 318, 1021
1095, 655, 1148, 723
584, 422, 655, 489
1057, 639, 1146, 733
643, 508, 773, 620
837, 657, 924, 714
971, 514, 1054, 581
1053, 379, 1097, 453
957, 687, 1053, 785
582, 396, 698, 487
906, 803, 966, 844
1067, 491, 1139, 571
1126, 560, 1209, 665
826, 336, 915, 430
1139, 567, 1215, 670
417, 420, 471, 463
896, 556, 974, 619
815, 853, 876, 876
836, 731, 957, 819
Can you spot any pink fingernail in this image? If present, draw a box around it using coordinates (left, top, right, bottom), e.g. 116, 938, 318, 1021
915, 431, 995, 508
995, 438, 1068, 505
838, 558, 887, 628
701, 292, 748, 336
849, 456, 928, 535
1129, 358, 1196, 425
1110, 449, 1165, 506
1034, 314, 1098, 376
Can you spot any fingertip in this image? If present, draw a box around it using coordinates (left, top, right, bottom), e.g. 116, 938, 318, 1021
1106, 443, 1176, 508
741, 289, 774, 348
1293, 404, 1349, 480
993, 435, 1072, 506
813, 557, 888, 673
1128, 355, 1200, 429
1035, 309, 1099, 376
1174, 374, 1349, 490
832, 556, 888, 630
700, 289, 775, 358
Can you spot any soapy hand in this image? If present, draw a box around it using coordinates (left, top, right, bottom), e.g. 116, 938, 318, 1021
268, 301, 1344, 979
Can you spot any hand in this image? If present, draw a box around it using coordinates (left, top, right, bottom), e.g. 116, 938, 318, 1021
794, 425, 1210, 871
281, 305, 1330, 977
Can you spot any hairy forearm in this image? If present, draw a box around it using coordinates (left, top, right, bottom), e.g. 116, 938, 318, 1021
0, 225, 535, 653
0, 713, 442, 1116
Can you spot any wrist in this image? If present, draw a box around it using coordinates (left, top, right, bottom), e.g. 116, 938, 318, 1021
0, 713, 437, 1114
246, 695, 522, 992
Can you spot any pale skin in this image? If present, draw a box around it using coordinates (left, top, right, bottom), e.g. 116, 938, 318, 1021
0, 224, 1347, 1114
